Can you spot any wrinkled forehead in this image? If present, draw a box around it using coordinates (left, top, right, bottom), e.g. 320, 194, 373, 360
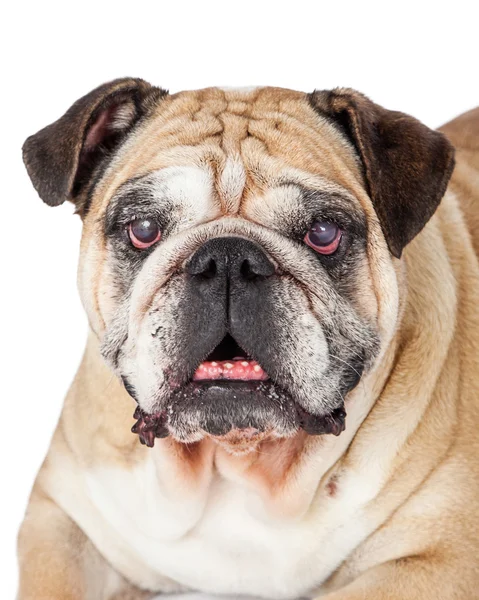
88, 86, 369, 221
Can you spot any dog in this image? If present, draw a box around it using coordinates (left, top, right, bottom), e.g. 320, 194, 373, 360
17, 79, 479, 600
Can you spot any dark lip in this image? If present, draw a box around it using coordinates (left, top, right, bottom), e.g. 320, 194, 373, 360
131, 379, 346, 448
167, 379, 298, 439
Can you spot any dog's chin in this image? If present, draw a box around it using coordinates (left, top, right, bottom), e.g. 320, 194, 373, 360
166, 379, 300, 445
131, 378, 347, 450
208, 427, 278, 455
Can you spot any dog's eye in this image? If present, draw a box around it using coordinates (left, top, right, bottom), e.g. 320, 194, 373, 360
128, 219, 162, 249
304, 221, 342, 255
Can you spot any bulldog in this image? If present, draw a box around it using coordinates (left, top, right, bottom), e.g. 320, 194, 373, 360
17, 79, 479, 600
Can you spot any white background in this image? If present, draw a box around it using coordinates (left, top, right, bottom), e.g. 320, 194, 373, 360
1, 1, 478, 598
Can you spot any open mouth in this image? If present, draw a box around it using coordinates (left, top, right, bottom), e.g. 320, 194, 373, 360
130, 331, 347, 448
193, 334, 269, 382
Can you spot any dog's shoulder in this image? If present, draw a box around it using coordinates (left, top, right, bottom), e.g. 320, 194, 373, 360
440, 106, 479, 152
440, 107, 479, 258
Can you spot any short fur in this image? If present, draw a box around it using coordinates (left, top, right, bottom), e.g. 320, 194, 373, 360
17, 80, 479, 600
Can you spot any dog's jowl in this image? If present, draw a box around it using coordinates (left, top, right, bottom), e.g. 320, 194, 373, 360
18, 79, 479, 599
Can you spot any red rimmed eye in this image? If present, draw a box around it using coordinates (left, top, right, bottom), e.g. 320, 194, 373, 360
128, 219, 161, 249
304, 222, 342, 255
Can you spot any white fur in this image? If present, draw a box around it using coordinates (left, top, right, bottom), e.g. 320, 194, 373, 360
43, 383, 383, 599
218, 86, 259, 94
80, 462, 370, 598
150, 166, 218, 230
110, 102, 137, 131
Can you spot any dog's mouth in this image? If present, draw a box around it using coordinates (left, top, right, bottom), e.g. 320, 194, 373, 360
192, 334, 269, 382
131, 333, 347, 449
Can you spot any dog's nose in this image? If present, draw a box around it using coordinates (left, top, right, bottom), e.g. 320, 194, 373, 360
186, 237, 275, 281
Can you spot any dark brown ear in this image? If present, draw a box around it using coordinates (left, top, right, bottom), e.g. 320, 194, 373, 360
309, 88, 455, 258
23, 78, 167, 211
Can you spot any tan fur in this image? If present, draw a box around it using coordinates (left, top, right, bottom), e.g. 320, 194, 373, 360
18, 88, 479, 599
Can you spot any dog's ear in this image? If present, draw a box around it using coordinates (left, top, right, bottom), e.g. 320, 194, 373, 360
309, 88, 455, 258
23, 78, 167, 212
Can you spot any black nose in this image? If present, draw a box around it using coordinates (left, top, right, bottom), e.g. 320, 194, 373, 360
186, 237, 275, 281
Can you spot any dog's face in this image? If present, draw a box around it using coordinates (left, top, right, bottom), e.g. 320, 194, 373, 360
23, 80, 454, 451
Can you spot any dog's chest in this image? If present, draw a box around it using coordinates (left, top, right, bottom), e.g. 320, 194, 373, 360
76, 449, 375, 599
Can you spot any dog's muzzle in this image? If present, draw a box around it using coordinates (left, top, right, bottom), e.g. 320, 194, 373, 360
130, 236, 347, 447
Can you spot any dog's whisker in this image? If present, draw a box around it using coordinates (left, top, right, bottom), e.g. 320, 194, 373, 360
328, 353, 367, 395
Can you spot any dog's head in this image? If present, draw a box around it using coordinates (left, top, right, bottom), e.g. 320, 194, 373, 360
23, 79, 454, 451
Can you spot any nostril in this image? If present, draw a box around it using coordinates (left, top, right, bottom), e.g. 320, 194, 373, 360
186, 237, 275, 281
240, 259, 256, 280
186, 255, 217, 278
201, 258, 217, 279
240, 257, 275, 280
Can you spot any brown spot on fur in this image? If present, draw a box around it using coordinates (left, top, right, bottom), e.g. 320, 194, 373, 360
326, 474, 339, 497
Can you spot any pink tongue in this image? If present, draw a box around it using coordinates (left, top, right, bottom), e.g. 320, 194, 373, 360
193, 358, 269, 381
